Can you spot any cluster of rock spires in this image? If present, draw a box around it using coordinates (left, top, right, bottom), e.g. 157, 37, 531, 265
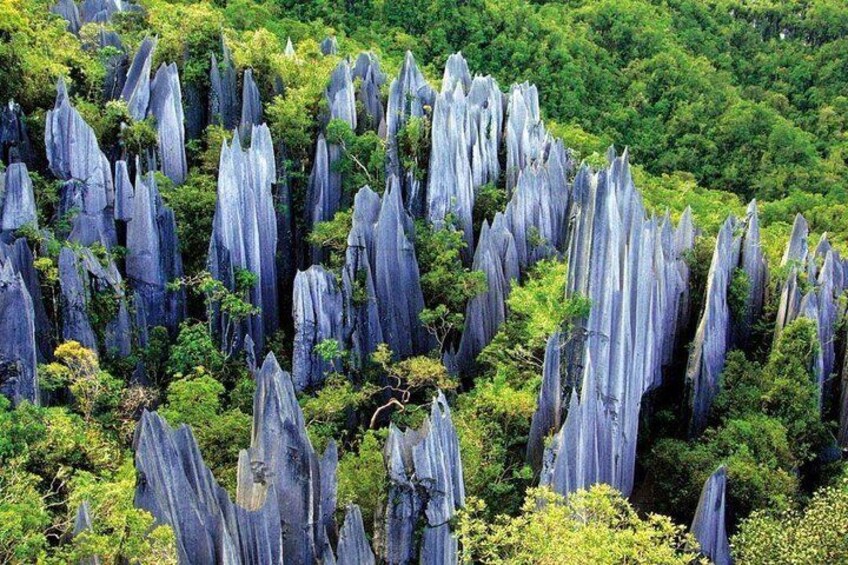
538, 151, 695, 497
383, 392, 465, 564
135, 350, 446, 564
4, 19, 844, 562
208, 125, 279, 354
686, 201, 767, 435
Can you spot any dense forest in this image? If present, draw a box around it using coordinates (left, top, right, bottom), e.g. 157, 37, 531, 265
1, 0, 848, 563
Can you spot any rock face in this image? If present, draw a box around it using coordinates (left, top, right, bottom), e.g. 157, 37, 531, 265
46, 79, 116, 247
134, 410, 284, 565
774, 214, 847, 408
72, 501, 101, 565
541, 150, 693, 497
97, 27, 128, 101
384, 392, 464, 565
427, 53, 503, 252
239, 69, 263, 138
126, 167, 185, 333
208, 126, 279, 353
336, 505, 374, 565
51, 0, 81, 34
341, 186, 384, 368
690, 466, 732, 565
351, 53, 385, 133
0, 163, 38, 237
236, 352, 337, 565
374, 178, 429, 358
292, 265, 344, 392
150, 63, 188, 185
209, 41, 240, 130
113, 160, 134, 222
1, 101, 34, 166
0, 255, 38, 405
526, 332, 562, 472
121, 37, 157, 120
320, 36, 339, 55
454, 213, 519, 373
385, 52, 435, 216
58, 247, 132, 358
0, 239, 51, 362
686, 202, 767, 436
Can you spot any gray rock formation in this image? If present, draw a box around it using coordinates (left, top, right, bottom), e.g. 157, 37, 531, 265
526, 332, 562, 472
385, 51, 434, 216
543, 150, 693, 497
453, 213, 518, 373
121, 37, 156, 120
374, 177, 429, 358
149, 63, 187, 185
209, 41, 240, 130
208, 125, 278, 353
97, 27, 128, 101
773, 214, 846, 407
341, 185, 384, 368
126, 166, 185, 333
239, 69, 262, 138
236, 352, 337, 564
0, 163, 37, 237
1, 100, 34, 165
320, 36, 339, 55
72, 501, 101, 565
685, 205, 768, 436
504, 83, 548, 193
134, 410, 284, 565
284, 37, 295, 58
0, 239, 51, 362
292, 265, 344, 391
58, 246, 132, 358
352, 53, 385, 133
690, 466, 732, 565
46, 79, 116, 247
0, 255, 38, 405
51, 0, 81, 34
384, 391, 464, 565
337, 505, 374, 565
113, 160, 133, 222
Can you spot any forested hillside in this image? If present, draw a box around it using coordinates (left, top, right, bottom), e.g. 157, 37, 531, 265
1, 0, 848, 563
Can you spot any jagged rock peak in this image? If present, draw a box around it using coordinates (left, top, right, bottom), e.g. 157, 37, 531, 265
526, 332, 562, 472
51, 0, 82, 34
690, 466, 732, 565
126, 165, 185, 333
1, 100, 34, 166
341, 185, 384, 368
321, 36, 339, 55
72, 501, 101, 565
292, 265, 344, 392
46, 78, 115, 247
441, 52, 472, 94
782, 213, 809, 267
352, 52, 386, 133
0, 162, 38, 236
383, 391, 464, 564
58, 247, 132, 357
284, 37, 296, 58
386, 51, 435, 214
337, 504, 375, 565
209, 39, 240, 130
0, 239, 51, 362
454, 212, 518, 373
0, 256, 38, 406
327, 60, 357, 129
239, 68, 263, 138
544, 149, 693, 496
150, 63, 187, 184
113, 160, 134, 222
236, 352, 337, 564
121, 36, 157, 120
134, 409, 284, 565
374, 176, 429, 358
208, 125, 278, 353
